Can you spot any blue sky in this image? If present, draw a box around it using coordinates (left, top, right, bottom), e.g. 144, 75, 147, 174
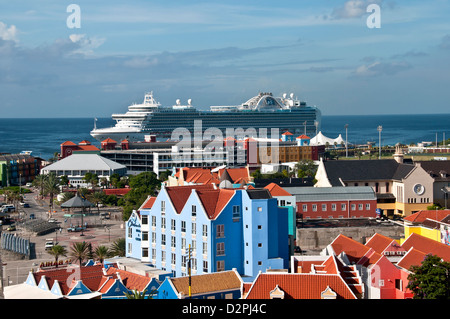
1, 0, 450, 118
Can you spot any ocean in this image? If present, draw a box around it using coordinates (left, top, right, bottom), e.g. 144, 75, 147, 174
0, 114, 449, 161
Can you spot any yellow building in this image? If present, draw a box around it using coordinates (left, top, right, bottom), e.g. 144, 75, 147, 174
400, 210, 450, 245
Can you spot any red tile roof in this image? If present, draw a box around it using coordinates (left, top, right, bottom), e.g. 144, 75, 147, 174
404, 210, 450, 223
106, 267, 152, 292
282, 131, 293, 135
245, 273, 357, 299
397, 248, 428, 271
329, 234, 371, 264
103, 188, 131, 196
196, 188, 236, 219
365, 233, 398, 254
61, 141, 77, 146
401, 232, 450, 262
296, 135, 310, 139
140, 196, 156, 210
264, 183, 292, 197
101, 138, 117, 144
165, 185, 215, 213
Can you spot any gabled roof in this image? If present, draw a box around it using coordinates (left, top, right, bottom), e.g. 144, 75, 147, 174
42, 154, 126, 171
165, 184, 215, 214
61, 141, 77, 146
365, 233, 400, 254
403, 210, 450, 224
169, 270, 242, 296
196, 188, 236, 219
140, 196, 156, 210
396, 248, 429, 272
245, 273, 357, 299
322, 159, 415, 186
106, 267, 152, 291
101, 138, 117, 144
328, 234, 371, 264
264, 183, 292, 197
401, 233, 450, 262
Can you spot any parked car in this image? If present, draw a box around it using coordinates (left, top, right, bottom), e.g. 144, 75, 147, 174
7, 225, 16, 231
48, 218, 58, 223
45, 240, 56, 250
29, 213, 36, 219
67, 226, 85, 232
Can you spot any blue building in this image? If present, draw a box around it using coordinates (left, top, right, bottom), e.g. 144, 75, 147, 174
126, 184, 289, 279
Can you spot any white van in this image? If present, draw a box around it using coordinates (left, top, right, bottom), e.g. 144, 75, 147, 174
1, 205, 15, 213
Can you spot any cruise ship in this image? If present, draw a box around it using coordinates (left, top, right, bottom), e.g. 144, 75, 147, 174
90, 91, 321, 142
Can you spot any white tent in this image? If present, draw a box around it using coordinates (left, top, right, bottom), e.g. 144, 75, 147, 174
310, 131, 345, 146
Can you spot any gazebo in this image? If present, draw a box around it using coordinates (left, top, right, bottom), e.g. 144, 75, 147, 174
61, 193, 94, 236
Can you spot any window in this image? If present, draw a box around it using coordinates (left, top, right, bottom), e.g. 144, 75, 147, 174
142, 231, 148, 241
171, 236, 176, 248
128, 243, 132, 254
366, 203, 371, 210
171, 253, 176, 265
152, 216, 156, 227
161, 234, 166, 246
302, 204, 307, 212
257, 207, 262, 212
161, 200, 165, 213
341, 204, 346, 211
322, 204, 327, 211
152, 248, 156, 260
217, 260, 225, 272
192, 205, 197, 217
358, 204, 363, 210
181, 238, 186, 250
279, 200, 286, 206
142, 248, 148, 258
216, 224, 225, 238
161, 217, 166, 229
217, 242, 225, 256
181, 221, 186, 233
128, 227, 132, 238
171, 219, 176, 231
351, 204, 356, 211
331, 204, 336, 211
232, 206, 241, 220
192, 222, 196, 234
312, 204, 317, 211
395, 279, 402, 290
152, 232, 156, 244
203, 260, 208, 272
203, 242, 208, 255
142, 215, 148, 225
202, 224, 208, 237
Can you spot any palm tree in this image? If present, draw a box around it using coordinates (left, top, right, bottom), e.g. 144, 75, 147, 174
124, 289, 148, 299
32, 174, 47, 200
48, 245, 68, 268
94, 245, 110, 264
43, 172, 60, 213
89, 191, 105, 214
109, 238, 126, 257
70, 241, 89, 266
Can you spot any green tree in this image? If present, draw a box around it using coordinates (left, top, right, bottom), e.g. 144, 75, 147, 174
295, 159, 318, 178
407, 254, 450, 299
124, 289, 148, 299
32, 174, 47, 199
60, 175, 69, 187
43, 172, 60, 213
83, 172, 98, 187
94, 245, 110, 264
48, 245, 68, 268
89, 191, 105, 214
110, 238, 126, 257
70, 241, 90, 266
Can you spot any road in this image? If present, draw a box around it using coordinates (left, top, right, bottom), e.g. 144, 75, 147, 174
1, 187, 127, 287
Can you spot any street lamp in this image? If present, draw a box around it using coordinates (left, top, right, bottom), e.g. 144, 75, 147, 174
377, 125, 383, 159
345, 124, 349, 158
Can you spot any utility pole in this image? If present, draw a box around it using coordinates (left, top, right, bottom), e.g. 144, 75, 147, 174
188, 244, 192, 299
377, 126, 383, 159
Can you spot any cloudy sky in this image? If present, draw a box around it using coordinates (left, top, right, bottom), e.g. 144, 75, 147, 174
1, 0, 450, 118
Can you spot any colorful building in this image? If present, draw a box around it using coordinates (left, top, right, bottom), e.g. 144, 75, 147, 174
126, 184, 290, 279
0, 154, 41, 187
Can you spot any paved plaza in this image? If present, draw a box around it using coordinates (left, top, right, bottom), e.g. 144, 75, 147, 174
1, 187, 127, 287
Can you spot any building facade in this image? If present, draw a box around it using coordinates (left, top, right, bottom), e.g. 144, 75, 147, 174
126, 184, 290, 278
0, 154, 41, 187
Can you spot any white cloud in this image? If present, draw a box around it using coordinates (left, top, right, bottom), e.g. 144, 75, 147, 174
69, 33, 106, 55
353, 61, 411, 77
331, 0, 383, 19
0, 21, 18, 42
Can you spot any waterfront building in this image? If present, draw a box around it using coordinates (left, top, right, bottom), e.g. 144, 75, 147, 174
126, 184, 290, 279
59, 140, 100, 159
166, 166, 252, 187
40, 153, 127, 187
0, 154, 41, 187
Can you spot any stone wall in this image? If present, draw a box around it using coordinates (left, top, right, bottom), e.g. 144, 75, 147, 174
296, 225, 404, 252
